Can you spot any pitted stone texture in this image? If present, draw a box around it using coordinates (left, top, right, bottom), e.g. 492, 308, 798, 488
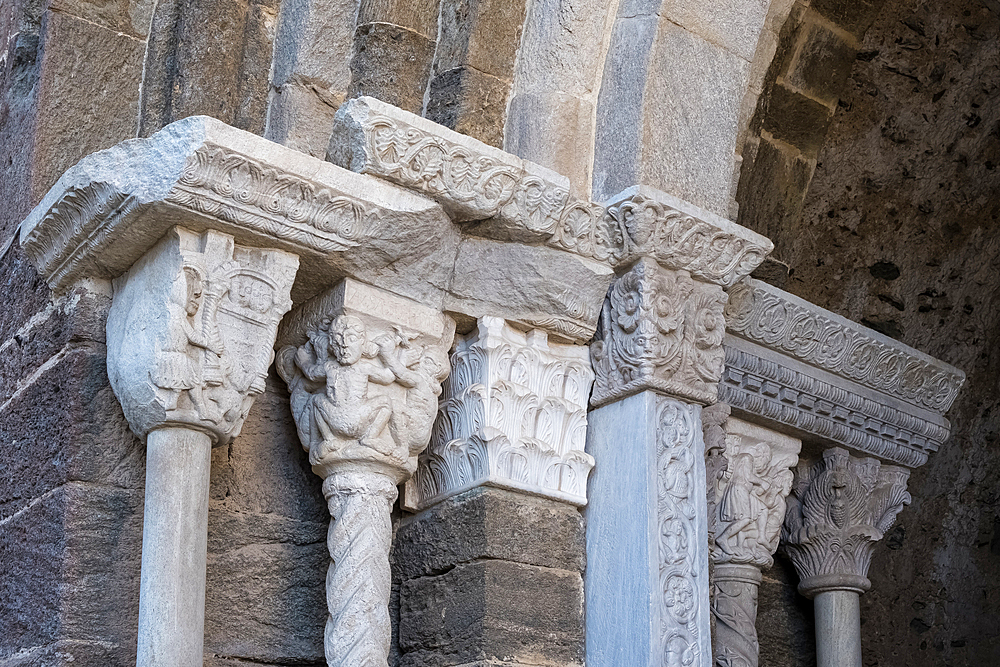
395, 486, 586, 581
348, 22, 436, 114
398, 559, 584, 667
406, 317, 594, 510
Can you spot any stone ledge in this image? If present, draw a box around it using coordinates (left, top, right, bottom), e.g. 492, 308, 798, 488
723, 279, 966, 467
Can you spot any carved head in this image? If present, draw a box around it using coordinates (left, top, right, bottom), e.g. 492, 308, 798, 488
183, 266, 204, 317
329, 315, 366, 365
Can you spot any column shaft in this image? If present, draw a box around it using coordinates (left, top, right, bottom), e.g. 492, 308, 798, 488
136, 427, 213, 667
814, 590, 862, 667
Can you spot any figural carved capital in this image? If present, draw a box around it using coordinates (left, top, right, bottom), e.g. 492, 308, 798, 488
711, 418, 801, 569
405, 316, 595, 510
782, 447, 911, 597
106, 226, 298, 444
590, 257, 727, 407
276, 278, 455, 483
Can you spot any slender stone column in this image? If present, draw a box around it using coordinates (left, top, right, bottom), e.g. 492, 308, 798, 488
103, 226, 299, 666
707, 417, 800, 667
781, 447, 912, 667
275, 278, 454, 667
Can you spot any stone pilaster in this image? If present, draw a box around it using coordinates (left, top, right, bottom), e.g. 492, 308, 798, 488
585, 186, 772, 667
275, 279, 454, 667
708, 418, 801, 667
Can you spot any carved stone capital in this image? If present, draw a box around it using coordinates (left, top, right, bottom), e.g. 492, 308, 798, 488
711, 418, 801, 569
276, 279, 455, 483
404, 316, 595, 510
782, 447, 911, 597
590, 257, 727, 407
106, 226, 298, 444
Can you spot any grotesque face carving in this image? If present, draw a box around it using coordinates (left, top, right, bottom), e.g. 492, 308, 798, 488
330, 315, 366, 365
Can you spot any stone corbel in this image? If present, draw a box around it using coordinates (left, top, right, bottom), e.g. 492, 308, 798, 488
275, 278, 454, 666
708, 417, 801, 667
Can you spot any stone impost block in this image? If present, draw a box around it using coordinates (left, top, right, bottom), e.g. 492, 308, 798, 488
329, 95, 571, 242
19, 114, 455, 306
590, 258, 728, 407
404, 316, 594, 511
782, 447, 911, 598
721, 279, 966, 467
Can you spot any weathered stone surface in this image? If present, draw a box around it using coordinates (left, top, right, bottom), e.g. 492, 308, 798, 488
394, 487, 586, 580
783, 19, 858, 108
33, 10, 144, 199
48, 0, 155, 39
398, 560, 584, 667
756, 557, 816, 667
265, 80, 343, 157
0, 280, 110, 406
0, 248, 50, 348
348, 22, 435, 114
0, 346, 141, 522
434, 0, 525, 78
736, 135, 816, 243
762, 84, 835, 155
356, 0, 440, 37
0, 482, 143, 665
642, 0, 770, 62
426, 66, 510, 148
0, 30, 40, 237
594, 17, 750, 215
807, 0, 887, 39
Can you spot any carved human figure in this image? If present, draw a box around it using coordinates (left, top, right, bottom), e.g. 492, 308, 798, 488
664, 634, 696, 667
153, 266, 224, 421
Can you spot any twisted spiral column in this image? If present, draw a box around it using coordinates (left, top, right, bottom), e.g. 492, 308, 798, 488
322, 470, 398, 667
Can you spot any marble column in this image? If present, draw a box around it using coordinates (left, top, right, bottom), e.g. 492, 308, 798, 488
585, 257, 729, 667
275, 278, 454, 667
104, 227, 299, 666
781, 447, 912, 667
707, 417, 801, 667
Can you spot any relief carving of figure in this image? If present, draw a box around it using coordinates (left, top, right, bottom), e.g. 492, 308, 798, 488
152, 266, 224, 422
278, 313, 449, 472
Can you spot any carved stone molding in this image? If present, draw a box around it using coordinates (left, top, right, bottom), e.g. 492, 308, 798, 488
782, 447, 911, 598
328, 95, 571, 240
726, 281, 964, 413
106, 226, 298, 444
404, 316, 594, 511
275, 279, 454, 666
656, 396, 712, 667
328, 99, 773, 285
721, 280, 966, 469
591, 257, 727, 407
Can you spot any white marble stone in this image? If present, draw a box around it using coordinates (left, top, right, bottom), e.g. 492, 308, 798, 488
585, 392, 712, 667
721, 279, 966, 467
814, 590, 863, 667
276, 279, 454, 667
405, 316, 594, 510
591, 257, 728, 407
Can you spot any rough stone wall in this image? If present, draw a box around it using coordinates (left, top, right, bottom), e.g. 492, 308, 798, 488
740, 0, 1000, 664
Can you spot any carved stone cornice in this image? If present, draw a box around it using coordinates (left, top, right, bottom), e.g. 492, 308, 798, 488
404, 316, 594, 511
782, 447, 911, 598
590, 258, 727, 407
711, 418, 801, 569
726, 281, 964, 412
276, 279, 455, 482
721, 280, 966, 468
106, 226, 297, 444
329, 98, 773, 286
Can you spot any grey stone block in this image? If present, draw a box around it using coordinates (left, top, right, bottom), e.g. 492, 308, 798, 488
425, 66, 510, 148
348, 22, 435, 114
398, 559, 584, 667
394, 487, 585, 580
